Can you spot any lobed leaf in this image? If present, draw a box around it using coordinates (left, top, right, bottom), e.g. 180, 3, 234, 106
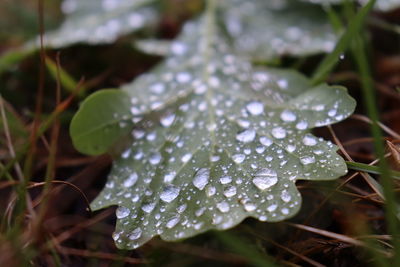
39, 0, 158, 48
300, 0, 400, 11
221, 0, 338, 60
71, 15, 356, 249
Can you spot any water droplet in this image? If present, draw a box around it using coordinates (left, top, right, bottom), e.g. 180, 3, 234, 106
141, 202, 156, 213
123, 172, 138, 188
328, 109, 337, 117
160, 185, 180, 203
116, 206, 130, 219
236, 128, 256, 143
280, 110, 297, 122
267, 204, 278, 212
302, 134, 317, 146
193, 168, 210, 190
206, 185, 216, 197
243, 200, 257, 211
281, 190, 292, 202
176, 72, 192, 83
252, 168, 278, 190
121, 149, 131, 159
164, 172, 176, 183
217, 201, 230, 213
171, 41, 187, 55
181, 153, 192, 163
166, 215, 180, 229
232, 154, 246, 164
296, 121, 308, 130
277, 79, 288, 89
260, 136, 273, 147
160, 113, 176, 127
220, 175, 232, 184
223, 186, 237, 197
300, 156, 316, 165
177, 204, 187, 213
149, 83, 165, 94
271, 127, 286, 139
149, 152, 162, 165
286, 144, 296, 153
246, 101, 264, 115
129, 228, 142, 240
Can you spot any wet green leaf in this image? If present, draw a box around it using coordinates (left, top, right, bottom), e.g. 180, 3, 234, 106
40, 0, 158, 48
71, 13, 356, 249
222, 0, 338, 60
300, 0, 399, 11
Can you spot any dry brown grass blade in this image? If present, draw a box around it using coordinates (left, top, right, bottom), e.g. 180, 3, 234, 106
288, 223, 363, 247
27, 181, 92, 213
351, 114, 400, 139
387, 140, 400, 169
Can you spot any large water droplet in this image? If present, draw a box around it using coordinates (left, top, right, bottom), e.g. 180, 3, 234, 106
123, 172, 138, 188
160, 185, 180, 203
217, 201, 230, 213
160, 113, 176, 127
281, 190, 292, 202
252, 168, 278, 190
193, 168, 210, 190
232, 154, 245, 164
267, 204, 278, 212
296, 121, 308, 130
236, 128, 256, 143
149, 152, 162, 165
280, 110, 297, 122
260, 136, 273, 147
223, 186, 237, 197
302, 134, 317, 146
246, 101, 264, 115
116, 206, 130, 218
206, 185, 216, 197
129, 228, 142, 240
300, 156, 316, 165
166, 215, 180, 229
219, 175, 232, 184
181, 153, 192, 163
271, 127, 286, 139
141, 202, 156, 213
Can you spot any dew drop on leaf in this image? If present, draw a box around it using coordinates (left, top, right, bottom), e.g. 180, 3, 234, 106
300, 156, 316, 165
236, 128, 256, 143
280, 110, 297, 122
123, 172, 138, 188
217, 201, 230, 213
219, 175, 232, 184
296, 121, 308, 130
116, 206, 130, 219
232, 154, 246, 164
160, 113, 176, 127
129, 228, 142, 240
246, 101, 264, 115
166, 215, 180, 229
252, 168, 278, 190
271, 127, 287, 139
193, 168, 210, 190
302, 134, 317, 146
160, 185, 180, 203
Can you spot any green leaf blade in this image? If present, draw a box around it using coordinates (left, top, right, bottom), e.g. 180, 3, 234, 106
70, 89, 133, 155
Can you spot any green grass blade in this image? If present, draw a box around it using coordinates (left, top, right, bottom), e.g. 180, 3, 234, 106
214, 231, 278, 267
311, 0, 375, 85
